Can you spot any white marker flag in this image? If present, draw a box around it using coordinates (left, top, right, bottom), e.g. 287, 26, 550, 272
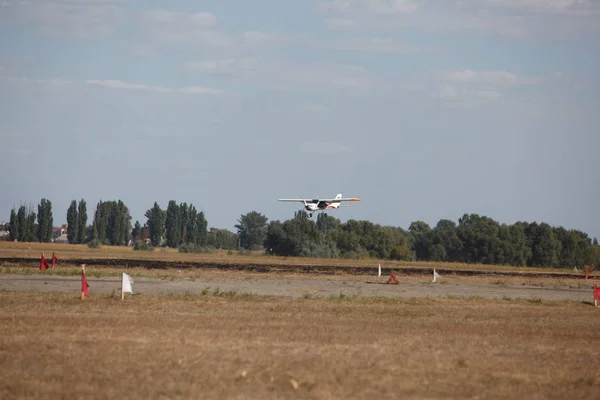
433, 269, 440, 282
378, 264, 381, 277
122, 273, 133, 294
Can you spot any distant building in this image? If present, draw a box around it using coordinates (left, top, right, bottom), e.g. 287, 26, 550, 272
54, 233, 69, 243
53, 224, 68, 239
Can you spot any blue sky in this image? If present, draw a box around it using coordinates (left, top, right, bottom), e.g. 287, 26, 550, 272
1, 0, 599, 238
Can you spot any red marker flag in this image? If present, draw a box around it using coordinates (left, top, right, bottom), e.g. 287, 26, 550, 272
585, 266, 590, 280
386, 273, 400, 284
81, 271, 89, 298
40, 254, 50, 271
51, 252, 58, 267
594, 284, 600, 307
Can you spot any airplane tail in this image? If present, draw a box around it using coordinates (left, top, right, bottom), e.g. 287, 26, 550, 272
331, 193, 343, 209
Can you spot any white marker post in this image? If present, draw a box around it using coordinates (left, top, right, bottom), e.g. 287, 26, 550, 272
121, 272, 133, 300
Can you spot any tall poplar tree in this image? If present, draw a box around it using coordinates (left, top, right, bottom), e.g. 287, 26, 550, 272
8, 208, 19, 242
165, 200, 181, 248
67, 200, 79, 244
145, 202, 165, 247
77, 199, 87, 244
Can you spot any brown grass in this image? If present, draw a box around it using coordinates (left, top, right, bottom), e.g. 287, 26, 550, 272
1, 292, 599, 399
0, 241, 590, 276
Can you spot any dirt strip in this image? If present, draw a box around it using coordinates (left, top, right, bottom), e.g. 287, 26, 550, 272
1, 257, 597, 279
0, 274, 595, 302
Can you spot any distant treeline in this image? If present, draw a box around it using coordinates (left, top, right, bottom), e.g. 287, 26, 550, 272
4, 198, 600, 268
264, 211, 599, 268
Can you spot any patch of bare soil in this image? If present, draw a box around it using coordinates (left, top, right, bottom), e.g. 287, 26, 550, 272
0, 292, 599, 400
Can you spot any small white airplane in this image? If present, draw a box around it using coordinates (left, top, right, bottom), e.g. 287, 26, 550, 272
278, 193, 360, 217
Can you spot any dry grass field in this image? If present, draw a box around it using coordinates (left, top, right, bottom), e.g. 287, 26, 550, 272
1, 291, 599, 399
0, 241, 594, 277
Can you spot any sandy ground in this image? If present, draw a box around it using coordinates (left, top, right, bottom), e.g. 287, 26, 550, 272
0, 273, 594, 302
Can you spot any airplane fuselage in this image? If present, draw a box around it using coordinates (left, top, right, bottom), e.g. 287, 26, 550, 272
304, 200, 339, 212
278, 193, 358, 217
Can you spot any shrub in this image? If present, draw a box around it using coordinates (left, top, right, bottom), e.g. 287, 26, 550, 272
87, 239, 101, 248
390, 245, 411, 261
133, 241, 154, 251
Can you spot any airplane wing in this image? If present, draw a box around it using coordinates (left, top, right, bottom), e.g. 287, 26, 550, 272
278, 199, 307, 202
319, 197, 360, 203
278, 197, 360, 202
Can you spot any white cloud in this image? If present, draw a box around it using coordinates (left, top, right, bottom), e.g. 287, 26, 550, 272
368, 0, 418, 14
141, 9, 217, 27
329, 37, 446, 54
434, 87, 503, 108
320, 0, 600, 39
0, 0, 129, 39
485, 0, 599, 15
438, 85, 458, 99
441, 70, 541, 86
184, 58, 260, 76
131, 44, 159, 57
137, 9, 290, 48
0, 76, 71, 87
86, 79, 223, 94
433, 69, 541, 107
137, 9, 226, 46
322, 0, 418, 14
300, 141, 351, 155
185, 58, 372, 91
137, 11, 301, 49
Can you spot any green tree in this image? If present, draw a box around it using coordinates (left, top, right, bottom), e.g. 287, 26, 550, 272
16, 206, 27, 242
132, 221, 142, 242
206, 228, 237, 249
92, 200, 131, 245
186, 205, 199, 244
77, 199, 87, 244
456, 214, 501, 264
236, 211, 269, 250
24, 206, 37, 242
504, 223, 531, 266
165, 200, 182, 248
409, 221, 432, 260
67, 200, 79, 244
196, 211, 208, 246
390, 245, 411, 260
36, 198, 53, 242
145, 202, 166, 247
526, 222, 559, 267
179, 202, 189, 244
265, 217, 324, 257
428, 219, 462, 262
316, 213, 341, 233
8, 208, 19, 242
93, 201, 109, 243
